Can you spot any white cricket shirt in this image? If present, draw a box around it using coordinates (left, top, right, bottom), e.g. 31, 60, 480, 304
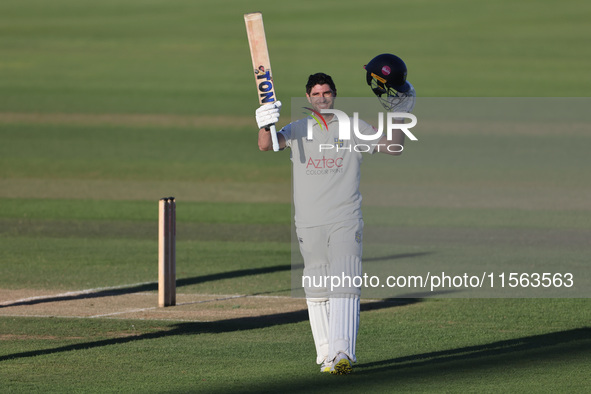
279, 115, 381, 228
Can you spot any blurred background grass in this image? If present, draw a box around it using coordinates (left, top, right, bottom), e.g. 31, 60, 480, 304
0, 0, 589, 117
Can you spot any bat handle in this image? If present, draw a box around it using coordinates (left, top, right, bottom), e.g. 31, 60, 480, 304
270, 124, 280, 152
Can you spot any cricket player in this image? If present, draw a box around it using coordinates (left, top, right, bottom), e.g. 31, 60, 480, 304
255, 57, 415, 374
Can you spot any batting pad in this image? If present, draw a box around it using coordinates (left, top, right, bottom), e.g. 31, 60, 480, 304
329, 255, 362, 297
328, 294, 360, 363
302, 264, 330, 298
306, 298, 330, 364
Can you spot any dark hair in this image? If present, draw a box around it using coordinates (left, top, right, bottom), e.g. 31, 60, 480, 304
306, 73, 337, 95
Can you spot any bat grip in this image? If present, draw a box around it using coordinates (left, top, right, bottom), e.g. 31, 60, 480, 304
270, 124, 280, 152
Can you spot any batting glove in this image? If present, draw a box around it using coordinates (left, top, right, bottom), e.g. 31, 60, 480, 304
255, 101, 282, 129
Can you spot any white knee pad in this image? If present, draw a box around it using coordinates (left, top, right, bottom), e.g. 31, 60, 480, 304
302, 264, 329, 299
329, 255, 362, 297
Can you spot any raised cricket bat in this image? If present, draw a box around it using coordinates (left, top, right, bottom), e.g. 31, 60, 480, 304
244, 12, 280, 152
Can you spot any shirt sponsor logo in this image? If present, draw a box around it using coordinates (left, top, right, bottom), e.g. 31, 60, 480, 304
306, 156, 343, 169
305, 156, 344, 175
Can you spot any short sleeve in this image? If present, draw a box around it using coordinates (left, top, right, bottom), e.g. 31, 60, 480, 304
278, 123, 292, 148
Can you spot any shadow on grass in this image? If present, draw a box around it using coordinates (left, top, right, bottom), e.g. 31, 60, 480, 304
363, 252, 433, 263
218, 327, 591, 394
0, 298, 420, 362
1, 252, 430, 308
0, 265, 292, 308
1, 314, 588, 394
355, 326, 591, 374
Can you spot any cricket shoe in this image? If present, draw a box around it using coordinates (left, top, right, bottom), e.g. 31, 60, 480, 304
330, 353, 352, 375
320, 359, 333, 373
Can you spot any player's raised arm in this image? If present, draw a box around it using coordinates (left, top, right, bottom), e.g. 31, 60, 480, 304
255, 101, 285, 151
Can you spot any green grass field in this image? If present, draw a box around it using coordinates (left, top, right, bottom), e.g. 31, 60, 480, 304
1, 0, 590, 392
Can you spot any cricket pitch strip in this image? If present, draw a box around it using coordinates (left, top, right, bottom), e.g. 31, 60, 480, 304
0, 288, 307, 322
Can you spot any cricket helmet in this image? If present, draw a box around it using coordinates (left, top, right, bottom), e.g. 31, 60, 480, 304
364, 53, 410, 96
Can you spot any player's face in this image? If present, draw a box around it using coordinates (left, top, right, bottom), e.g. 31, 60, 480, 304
306, 84, 335, 112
